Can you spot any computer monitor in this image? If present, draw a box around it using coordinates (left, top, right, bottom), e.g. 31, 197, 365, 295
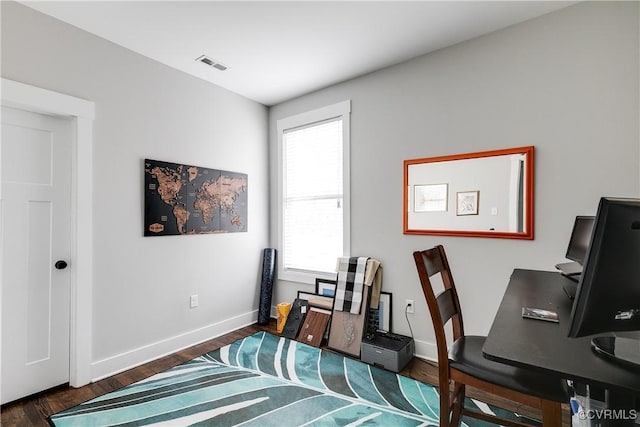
567, 197, 640, 368
565, 216, 595, 264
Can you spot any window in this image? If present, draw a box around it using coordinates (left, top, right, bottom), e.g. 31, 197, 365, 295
276, 101, 351, 282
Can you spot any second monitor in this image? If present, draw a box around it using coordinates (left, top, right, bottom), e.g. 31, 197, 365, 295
555, 215, 595, 278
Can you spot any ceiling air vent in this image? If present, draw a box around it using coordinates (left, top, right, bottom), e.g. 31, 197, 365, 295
195, 55, 228, 71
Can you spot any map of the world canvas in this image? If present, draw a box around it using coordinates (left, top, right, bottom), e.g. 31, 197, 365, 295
144, 159, 247, 236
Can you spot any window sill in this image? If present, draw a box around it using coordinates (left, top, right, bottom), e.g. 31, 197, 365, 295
278, 269, 336, 285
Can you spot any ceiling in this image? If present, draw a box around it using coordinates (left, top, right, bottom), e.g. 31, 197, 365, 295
21, 1, 577, 106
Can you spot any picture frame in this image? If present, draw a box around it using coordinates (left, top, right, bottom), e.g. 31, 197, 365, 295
297, 291, 334, 311
315, 278, 337, 297
414, 183, 448, 212
368, 292, 392, 333
327, 283, 370, 357
456, 190, 479, 216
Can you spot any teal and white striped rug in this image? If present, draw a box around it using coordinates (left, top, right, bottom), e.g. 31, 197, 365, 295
50, 331, 540, 426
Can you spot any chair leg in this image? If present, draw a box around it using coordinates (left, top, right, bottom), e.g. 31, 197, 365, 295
450, 383, 465, 427
439, 383, 451, 427
540, 399, 562, 427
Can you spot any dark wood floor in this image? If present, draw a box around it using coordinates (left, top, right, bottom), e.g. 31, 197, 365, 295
1, 321, 570, 426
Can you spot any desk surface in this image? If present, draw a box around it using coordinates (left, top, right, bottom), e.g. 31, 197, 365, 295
483, 269, 640, 395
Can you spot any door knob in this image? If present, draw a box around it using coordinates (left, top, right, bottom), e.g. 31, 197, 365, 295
54, 260, 68, 270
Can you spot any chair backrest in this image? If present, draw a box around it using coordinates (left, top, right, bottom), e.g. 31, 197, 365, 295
413, 245, 465, 366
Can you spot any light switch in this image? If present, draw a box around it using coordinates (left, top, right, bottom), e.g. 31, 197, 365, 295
190, 294, 199, 308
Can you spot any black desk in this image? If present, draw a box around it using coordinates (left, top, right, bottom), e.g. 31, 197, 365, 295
483, 269, 639, 423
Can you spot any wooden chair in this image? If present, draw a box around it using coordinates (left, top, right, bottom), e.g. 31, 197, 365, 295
413, 245, 569, 427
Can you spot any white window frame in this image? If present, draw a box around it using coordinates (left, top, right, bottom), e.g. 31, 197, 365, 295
276, 100, 351, 283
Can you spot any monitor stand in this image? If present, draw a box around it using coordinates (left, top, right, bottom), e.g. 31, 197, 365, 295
555, 260, 582, 276
589, 340, 639, 427
591, 336, 640, 370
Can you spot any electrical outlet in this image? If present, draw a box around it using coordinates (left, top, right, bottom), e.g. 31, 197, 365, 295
190, 294, 199, 308
405, 299, 414, 314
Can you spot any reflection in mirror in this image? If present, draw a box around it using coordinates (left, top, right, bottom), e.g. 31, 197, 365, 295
403, 146, 534, 239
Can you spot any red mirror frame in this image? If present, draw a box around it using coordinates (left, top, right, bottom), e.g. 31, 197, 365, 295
403, 146, 534, 240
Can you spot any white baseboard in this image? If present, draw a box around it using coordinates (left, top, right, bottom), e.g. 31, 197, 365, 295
89, 310, 438, 383
413, 337, 438, 363
90, 310, 258, 382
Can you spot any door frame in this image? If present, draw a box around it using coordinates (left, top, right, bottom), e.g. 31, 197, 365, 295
1, 78, 95, 387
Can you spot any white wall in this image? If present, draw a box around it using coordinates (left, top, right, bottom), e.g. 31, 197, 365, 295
269, 2, 639, 360
1, 2, 269, 379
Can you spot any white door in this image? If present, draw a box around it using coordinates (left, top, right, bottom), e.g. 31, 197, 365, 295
1, 106, 72, 404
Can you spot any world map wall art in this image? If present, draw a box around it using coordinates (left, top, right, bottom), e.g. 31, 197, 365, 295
144, 159, 248, 236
